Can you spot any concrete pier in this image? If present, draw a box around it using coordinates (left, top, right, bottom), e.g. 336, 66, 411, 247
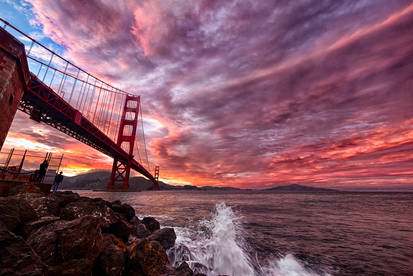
0, 27, 30, 150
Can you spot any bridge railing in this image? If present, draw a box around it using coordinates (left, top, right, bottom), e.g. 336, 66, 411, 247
0, 18, 128, 144
0, 19, 154, 175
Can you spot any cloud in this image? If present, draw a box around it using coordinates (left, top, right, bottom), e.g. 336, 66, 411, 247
4, 0, 413, 188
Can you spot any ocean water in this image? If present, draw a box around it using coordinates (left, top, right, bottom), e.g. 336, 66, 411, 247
78, 190, 413, 275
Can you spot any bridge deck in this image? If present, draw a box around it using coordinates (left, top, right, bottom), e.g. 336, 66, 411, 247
18, 74, 158, 186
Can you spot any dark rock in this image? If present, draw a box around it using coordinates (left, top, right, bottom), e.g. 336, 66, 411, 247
175, 261, 194, 276
0, 196, 37, 232
131, 218, 151, 238
22, 193, 60, 217
192, 262, 209, 275
0, 222, 47, 275
23, 216, 59, 238
169, 244, 193, 265
60, 198, 118, 227
93, 234, 127, 276
108, 218, 133, 242
148, 227, 176, 250
130, 216, 140, 224
111, 202, 135, 221
128, 238, 168, 276
48, 258, 93, 276
141, 217, 160, 233
27, 215, 104, 269
49, 191, 80, 207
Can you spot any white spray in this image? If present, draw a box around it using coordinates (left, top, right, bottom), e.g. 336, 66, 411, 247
168, 202, 322, 276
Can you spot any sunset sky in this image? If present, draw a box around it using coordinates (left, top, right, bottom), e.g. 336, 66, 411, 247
1, 0, 413, 189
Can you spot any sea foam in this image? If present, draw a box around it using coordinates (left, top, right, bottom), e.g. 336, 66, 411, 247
168, 202, 321, 276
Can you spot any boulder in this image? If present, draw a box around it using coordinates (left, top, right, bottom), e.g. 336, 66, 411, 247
175, 261, 195, 276
128, 239, 169, 276
93, 234, 127, 276
22, 193, 60, 217
48, 258, 94, 276
111, 202, 135, 221
23, 216, 59, 238
131, 218, 151, 238
192, 262, 209, 275
27, 216, 104, 269
60, 198, 118, 227
169, 244, 194, 266
0, 222, 47, 276
148, 227, 176, 250
141, 217, 160, 233
49, 191, 80, 208
0, 196, 37, 232
108, 218, 133, 242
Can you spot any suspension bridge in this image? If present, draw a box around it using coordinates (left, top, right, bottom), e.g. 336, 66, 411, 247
0, 18, 159, 190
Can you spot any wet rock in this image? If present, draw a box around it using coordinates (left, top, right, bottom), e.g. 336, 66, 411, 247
23, 216, 59, 238
60, 198, 118, 227
141, 217, 160, 233
169, 244, 194, 265
130, 216, 141, 224
93, 234, 127, 276
0, 222, 47, 276
48, 258, 93, 276
148, 227, 176, 250
22, 193, 60, 217
0, 196, 37, 232
27, 215, 104, 269
49, 191, 80, 208
111, 201, 135, 221
175, 261, 195, 276
108, 218, 133, 242
128, 238, 168, 276
131, 218, 151, 238
192, 262, 209, 275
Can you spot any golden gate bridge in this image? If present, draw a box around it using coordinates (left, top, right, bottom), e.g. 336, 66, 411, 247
0, 18, 159, 190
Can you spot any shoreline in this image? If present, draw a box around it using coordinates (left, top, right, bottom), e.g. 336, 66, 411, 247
0, 191, 204, 276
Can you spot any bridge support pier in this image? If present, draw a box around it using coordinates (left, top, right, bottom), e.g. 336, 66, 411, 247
108, 95, 140, 191
0, 28, 30, 150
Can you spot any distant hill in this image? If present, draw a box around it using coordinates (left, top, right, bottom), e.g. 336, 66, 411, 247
60, 170, 241, 191
265, 184, 338, 193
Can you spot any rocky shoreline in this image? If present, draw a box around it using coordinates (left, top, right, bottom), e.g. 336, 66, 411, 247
0, 191, 203, 276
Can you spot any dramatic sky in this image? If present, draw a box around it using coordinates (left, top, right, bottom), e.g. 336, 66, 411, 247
1, 0, 413, 189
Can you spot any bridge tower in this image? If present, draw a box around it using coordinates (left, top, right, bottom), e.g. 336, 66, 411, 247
154, 166, 160, 181
108, 95, 140, 190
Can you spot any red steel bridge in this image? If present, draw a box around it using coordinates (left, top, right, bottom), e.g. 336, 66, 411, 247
0, 18, 159, 190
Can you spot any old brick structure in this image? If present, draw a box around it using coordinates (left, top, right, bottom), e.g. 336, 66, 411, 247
0, 27, 30, 150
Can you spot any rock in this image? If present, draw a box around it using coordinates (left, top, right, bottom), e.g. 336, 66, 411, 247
60, 198, 118, 227
23, 216, 59, 238
22, 193, 60, 217
128, 239, 169, 276
108, 218, 133, 242
131, 218, 151, 238
192, 262, 209, 275
130, 216, 141, 224
93, 234, 127, 276
141, 217, 160, 233
175, 261, 195, 276
27, 215, 104, 269
49, 191, 80, 208
48, 258, 93, 276
148, 227, 176, 250
169, 244, 193, 266
0, 222, 47, 275
0, 196, 37, 232
111, 202, 135, 221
